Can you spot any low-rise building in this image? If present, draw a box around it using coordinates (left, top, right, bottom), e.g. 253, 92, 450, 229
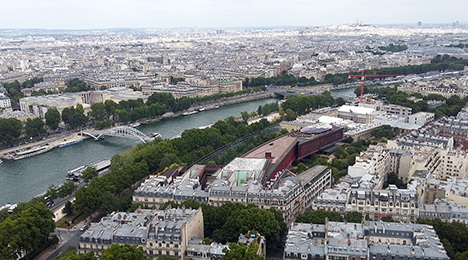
406, 112, 435, 126
384, 104, 412, 117
338, 105, 376, 124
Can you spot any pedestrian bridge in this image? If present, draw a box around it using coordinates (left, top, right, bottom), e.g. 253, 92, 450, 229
82, 126, 154, 143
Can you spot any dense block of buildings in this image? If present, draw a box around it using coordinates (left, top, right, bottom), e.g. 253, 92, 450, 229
284, 221, 449, 260
79, 207, 204, 259
134, 161, 332, 224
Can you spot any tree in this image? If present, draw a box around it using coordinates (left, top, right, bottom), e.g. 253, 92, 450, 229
58, 181, 78, 198
101, 244, 150, 260
279, 107, 285, 117
0, 118, 22, 144
241, 111, 250, 123
344, 211, 363, 223
63, 201, 73, 216
334, 97, 346, 106
157, 256, 179, 260
81, 167, 98, 183
98, 191, 120, 214
284, 108, 296, 121
381, 216, 395, 222
222, 243, 263, 260
45, 108, 61, 130
25, 117, 46, 137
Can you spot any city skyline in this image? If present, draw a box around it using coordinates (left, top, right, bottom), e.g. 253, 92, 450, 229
0, 0, 466, 30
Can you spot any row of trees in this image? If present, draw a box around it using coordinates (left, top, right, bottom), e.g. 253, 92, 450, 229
243, 71, 320, 88
0, 117, 50, 145
377, 43, 408, 53
281, 91, 335, 115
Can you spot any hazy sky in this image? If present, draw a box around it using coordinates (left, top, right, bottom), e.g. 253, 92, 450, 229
0, 0, 466, 29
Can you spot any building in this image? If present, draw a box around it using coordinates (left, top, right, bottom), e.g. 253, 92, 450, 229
0, 94, 12, 113
384, 104, 413, 117
388, 149, 412, 183
419, 198, 468, 224
406, 112, 435, 126
346, 187, 419, 222
348, 145, 389, 189
133, 162, 332, 225
284, 221, 449, 260
80, 87, 148, 104
338, 105, 376, 124
19, 94, 89, 119
79, 207, 204, 259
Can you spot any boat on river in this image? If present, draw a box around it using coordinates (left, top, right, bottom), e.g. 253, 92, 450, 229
130, 122, 141, 128
66, 165, 87, 180
3, 144, 53, 160
150, 132, 162, 138
58, 139, 83, 148
183, 111, 198, 116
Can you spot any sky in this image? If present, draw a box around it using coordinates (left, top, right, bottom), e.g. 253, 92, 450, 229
0, 0, 466, 29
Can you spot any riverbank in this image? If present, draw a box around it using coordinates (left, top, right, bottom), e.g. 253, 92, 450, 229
0, 132, 88, 159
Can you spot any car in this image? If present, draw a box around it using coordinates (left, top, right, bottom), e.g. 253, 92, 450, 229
80, 224, 90, 231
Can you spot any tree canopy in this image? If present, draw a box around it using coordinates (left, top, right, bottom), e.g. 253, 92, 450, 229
100, 244, 150, 260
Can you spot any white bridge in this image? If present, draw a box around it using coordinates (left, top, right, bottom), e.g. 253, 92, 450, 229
82, 126, 154, 143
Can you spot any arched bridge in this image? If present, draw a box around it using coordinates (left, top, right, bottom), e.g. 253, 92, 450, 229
82, 126, 154, 143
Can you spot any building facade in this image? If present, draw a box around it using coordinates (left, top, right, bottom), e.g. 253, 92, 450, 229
79, 207, 204, 260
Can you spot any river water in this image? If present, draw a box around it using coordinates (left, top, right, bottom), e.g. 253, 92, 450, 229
0, 97, 284, 205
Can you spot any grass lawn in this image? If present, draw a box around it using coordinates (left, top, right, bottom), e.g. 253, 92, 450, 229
56, 211, 85, 228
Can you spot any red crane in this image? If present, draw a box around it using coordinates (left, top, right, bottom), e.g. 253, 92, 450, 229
349, 70, 405, 102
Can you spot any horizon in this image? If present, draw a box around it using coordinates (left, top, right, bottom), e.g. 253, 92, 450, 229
0, 0, 466, 30
0, 22, 466, 32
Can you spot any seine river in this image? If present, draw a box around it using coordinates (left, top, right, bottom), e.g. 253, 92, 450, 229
0, 88, 356, 205
0, 98, 284, 205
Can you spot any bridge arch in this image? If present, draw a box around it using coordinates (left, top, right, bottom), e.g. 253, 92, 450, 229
83, 126, 154, 143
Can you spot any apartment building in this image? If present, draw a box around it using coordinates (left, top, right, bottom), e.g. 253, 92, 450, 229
79, 207, 204, 260
133, 159, 332, 224
419, 198, 468, 224
388, 149, 412, 183
346, 188, 419, 222
313, 184, 419, 223
348, 145, 389, 189
284, 221, 449, 260
0, 94, 12, 113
